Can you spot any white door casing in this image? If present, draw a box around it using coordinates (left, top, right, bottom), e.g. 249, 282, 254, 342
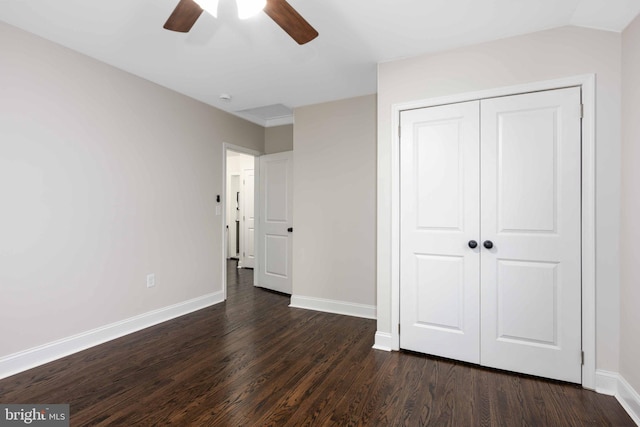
479, 88, 582, 383
222, 143, 261, 300
399, 101, 481, 364
399, 87, 582, 383
257, 151, 293, 294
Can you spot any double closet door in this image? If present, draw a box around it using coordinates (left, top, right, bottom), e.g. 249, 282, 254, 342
399, 87, 582, 383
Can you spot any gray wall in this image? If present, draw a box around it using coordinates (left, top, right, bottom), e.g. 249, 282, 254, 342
621, 15, 640, 395
293, 95, 377, 308
0, 22, 264, 358
377, 26, 622, 372
265, 125, 293, 154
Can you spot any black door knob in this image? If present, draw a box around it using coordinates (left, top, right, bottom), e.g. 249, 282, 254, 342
483, 240, 494, 249
287, 227, 293, 233
468, 240, 478, 249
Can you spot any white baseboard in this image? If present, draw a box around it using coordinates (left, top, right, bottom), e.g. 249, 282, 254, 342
289, 295, 376, 320
619, 375, 640, 425
595, 369, 619, 396
595, 370, 640, 425
372, 331, 393, 351
0, 292, 224, 380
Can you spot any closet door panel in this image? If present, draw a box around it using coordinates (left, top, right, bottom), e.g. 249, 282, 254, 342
480, 87, 582, 383
399, 101, 481, 364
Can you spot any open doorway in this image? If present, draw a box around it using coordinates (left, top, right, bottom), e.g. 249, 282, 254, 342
226, 150, 255, 268
222, 144, 260, 300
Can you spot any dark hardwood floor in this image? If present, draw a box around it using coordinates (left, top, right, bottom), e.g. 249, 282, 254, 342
0, 260, 634, 426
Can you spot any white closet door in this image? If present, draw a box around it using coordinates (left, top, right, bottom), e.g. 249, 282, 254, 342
479, 87, 582, 383
399, 101, 481, 364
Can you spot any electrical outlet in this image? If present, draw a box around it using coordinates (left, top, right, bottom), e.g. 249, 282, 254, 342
146, 273, 155, 288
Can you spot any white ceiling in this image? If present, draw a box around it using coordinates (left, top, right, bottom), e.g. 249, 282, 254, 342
1, 0, 639, 126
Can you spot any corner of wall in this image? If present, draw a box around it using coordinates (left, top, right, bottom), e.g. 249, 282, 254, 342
596, 370, 640, 425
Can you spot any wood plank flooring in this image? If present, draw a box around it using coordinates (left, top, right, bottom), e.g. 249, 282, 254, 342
0, 260, 635, 426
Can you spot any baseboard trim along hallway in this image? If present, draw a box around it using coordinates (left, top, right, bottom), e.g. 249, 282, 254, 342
289, 295, 376, 320
0, 291, 224, 380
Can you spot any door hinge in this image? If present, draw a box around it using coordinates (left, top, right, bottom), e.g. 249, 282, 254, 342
398, 324, 401, 334
243, 252, 245, 257
581, 351, 585, 365
398, 125, 401, 139
580, 104, 584, 119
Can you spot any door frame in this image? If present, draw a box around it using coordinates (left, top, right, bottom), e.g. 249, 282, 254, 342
382, 74, 596, 389
222, 143, 261, 300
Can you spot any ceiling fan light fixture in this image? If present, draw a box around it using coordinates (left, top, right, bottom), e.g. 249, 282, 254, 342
236, 0, 266, 19
163, 0, 318, 44
196, 0, 219, 17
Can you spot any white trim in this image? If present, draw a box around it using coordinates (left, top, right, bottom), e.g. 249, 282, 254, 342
595, 370, 640, 425
379, 74, 597, 389
290, 295, 377, 320
222, 143, 262, 299
232, 112, 294, 128
579, 74, 597, 390
0, 292, 224, 380
596, 369, 620, 396
373, 332, 394, 351
265, 116, 294, 127
618, 375, 640, 425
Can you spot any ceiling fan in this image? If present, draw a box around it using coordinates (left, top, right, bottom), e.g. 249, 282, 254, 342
163, 0, 319, 45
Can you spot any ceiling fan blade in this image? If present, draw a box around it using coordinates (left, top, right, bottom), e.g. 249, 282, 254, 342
164, 0, 204, 32
263, 0, 318, 45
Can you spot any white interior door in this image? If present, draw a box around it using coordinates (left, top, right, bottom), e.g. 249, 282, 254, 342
399, 87, 582, 383
241, 167, 255, 269
479, 87, 582, 383
399, 101, 481, 364
257, 151, 293, 294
